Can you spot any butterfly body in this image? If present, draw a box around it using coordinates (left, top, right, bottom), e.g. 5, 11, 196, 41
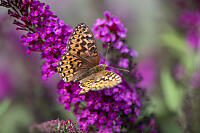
74, 64, 107, 82
57, 23, 122, 93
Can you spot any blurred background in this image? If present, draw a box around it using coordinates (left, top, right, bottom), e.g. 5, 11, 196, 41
0, 0, 200, 133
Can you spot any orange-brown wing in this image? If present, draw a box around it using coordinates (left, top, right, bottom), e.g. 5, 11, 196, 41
79, 70, 122, 93
57, 52, 88, 82
57, 23, 99, 82
67, 23, 99, 67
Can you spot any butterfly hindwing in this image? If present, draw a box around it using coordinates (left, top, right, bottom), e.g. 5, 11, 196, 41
79, 70, 122, 93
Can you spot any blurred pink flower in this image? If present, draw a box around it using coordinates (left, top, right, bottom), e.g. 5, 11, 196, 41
0, 70, 13, 100
190, 71, 200, 88
178, 9, 200, 50
173, 63, 186, 80
137, 58, 157, 93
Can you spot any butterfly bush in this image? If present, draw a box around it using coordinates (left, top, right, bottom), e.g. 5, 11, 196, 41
92, 11, 138, 57
0, 0, 73, 80
58, 11, 144, 132
57, 58, 142, 132
0, 1, 156, 132
29, 118, 85, 133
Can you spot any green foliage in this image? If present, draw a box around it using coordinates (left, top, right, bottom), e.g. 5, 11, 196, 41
161, 68, 184, 112
0, 99, 11, 116
161, 28, 196, 72
0, 104, 33, 133
160, 115, 182, 133
161, 28, 188, 54
146, 96, 166, 116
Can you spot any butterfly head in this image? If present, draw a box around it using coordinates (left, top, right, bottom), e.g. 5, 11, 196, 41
100, 64, 107, 70
94, 64, 107, 72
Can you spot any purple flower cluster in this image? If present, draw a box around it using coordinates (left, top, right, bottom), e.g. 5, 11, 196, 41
119, 57, 129, 68
92, 11, 138, 57
179, 10, 200, 50
0, 0, 73, 79
93, 11, 127, 41
58, 56, 142, 132
58, 11, 143, 132
29, 118, 84, 133
178, 1, 200, 50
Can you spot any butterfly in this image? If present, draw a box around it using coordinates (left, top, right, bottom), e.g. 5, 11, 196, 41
57, 23, 121, 94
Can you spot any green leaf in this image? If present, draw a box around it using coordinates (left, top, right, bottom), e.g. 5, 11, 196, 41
161, 68, 184, 112
161, 27, 196, 72
146, 96, 167, 116
0, 99, 11, 116
161, 28, 188, 54
160, 115, 183, 133
0, 104, 33, 133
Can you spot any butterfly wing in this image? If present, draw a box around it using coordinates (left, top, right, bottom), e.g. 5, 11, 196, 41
79, 70, 122, 93
67, 23, 99, 67
57, 23, 99, 82
57, 52, 88, 82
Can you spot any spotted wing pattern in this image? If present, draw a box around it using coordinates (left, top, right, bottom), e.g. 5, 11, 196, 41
57, 52, 84, 82
67, 23, 99, 67
79, 70, 122, 93
57, 23, 99, 82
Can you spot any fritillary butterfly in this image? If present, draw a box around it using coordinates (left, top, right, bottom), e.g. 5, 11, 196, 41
57, 23, 121, 93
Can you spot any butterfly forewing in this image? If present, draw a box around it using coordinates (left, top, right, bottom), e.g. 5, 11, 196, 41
67, 23, 99, 67
57, 23, 99, 82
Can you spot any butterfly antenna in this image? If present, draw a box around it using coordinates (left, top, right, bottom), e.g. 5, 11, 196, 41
107, 66, 129, 72
105, 42, 111, 61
